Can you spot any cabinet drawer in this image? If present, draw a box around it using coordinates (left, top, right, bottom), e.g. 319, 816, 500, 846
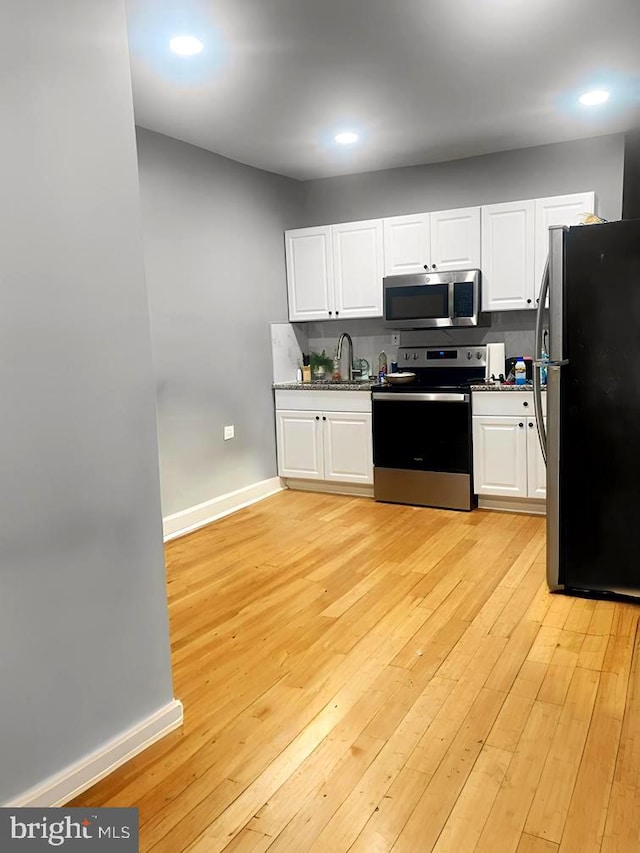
472, 391, 546, 418
275, 390, 372, 413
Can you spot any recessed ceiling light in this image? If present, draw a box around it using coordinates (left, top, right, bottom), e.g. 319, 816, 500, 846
579, 89, 610, 106
335, 131, 359, 145
169, 36, 204, 57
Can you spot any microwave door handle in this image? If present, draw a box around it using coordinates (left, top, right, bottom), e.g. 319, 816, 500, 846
448, 280, 455, 321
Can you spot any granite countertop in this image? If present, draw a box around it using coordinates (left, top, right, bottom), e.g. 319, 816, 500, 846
471, 383, 547, 391
273, 381, 374, 392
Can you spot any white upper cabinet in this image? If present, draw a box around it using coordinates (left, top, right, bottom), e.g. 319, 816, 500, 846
534, 192, 596, 299
332, 219, 384, 319
481, 200, 536, 312
383, 213, 431, 276
285, 192, 597, 321
430, 207, 481, 271
285, 226, 334, 322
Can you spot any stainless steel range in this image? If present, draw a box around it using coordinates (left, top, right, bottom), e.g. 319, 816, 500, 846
372, 345, 487, 511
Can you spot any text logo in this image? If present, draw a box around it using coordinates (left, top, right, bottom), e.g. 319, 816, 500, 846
1, 808, 138, 850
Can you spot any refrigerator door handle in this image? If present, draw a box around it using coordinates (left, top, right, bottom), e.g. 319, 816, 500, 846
533, 256, 550, 464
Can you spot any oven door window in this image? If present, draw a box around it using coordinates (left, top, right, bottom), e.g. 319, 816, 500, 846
373, 400, 471, 474
385, 284, 449, 322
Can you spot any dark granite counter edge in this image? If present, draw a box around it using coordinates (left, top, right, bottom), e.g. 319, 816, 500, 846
471, 384, 547, 392
273, 382, 374, 392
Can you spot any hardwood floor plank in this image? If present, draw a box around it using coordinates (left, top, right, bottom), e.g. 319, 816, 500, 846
517, 834, 559, 853
431, 745, 512, 852
406, 635, 507, 775
475, 701, 562, 853
349, 767, 431, 853
601, 783, 640, 853
486, 692, 537, 752
524, 667, 601, 844
559, 618, 639, 853
558, 671, 628, 853
64, 493, 638, 853
264, 733, 388, 853
220, 829, 272, 853
391, 688, 507, 853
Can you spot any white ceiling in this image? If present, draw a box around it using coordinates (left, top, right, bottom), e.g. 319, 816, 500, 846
125, 0, 640, 181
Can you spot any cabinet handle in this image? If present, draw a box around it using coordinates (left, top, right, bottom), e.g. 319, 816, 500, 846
322, 416, 327, 421
519, 422, 524, 428
328, 311, 332, 316
432, 264, 437, 270
523, 401, 529, 407
335, 311, 339, 316
315, 416, 320, 421
529, 422, 534, 428
527, 299, 532, 304
423, 264, 429, 270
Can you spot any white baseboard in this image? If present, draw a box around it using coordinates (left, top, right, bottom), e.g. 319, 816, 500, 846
163, 477, 285, 542
284, 478, 374, 499
478, 495, 546, 516
5, 699, 183, 808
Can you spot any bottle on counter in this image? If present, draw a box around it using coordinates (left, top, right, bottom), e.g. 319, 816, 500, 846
378, 351, 388, 384
514, 356, 527, 386
332, 354, 342, 382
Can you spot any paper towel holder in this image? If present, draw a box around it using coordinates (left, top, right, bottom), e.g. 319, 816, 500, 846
485, 342, 506, 383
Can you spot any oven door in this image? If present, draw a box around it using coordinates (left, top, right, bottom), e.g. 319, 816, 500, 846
372, 392, 474, 510
373, 392, 471, 472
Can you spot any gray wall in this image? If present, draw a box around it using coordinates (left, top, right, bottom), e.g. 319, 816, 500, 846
303, 133, 625, 366
300, 133, 625, 225
135, 129, 302, 517
0, 0, 174, 803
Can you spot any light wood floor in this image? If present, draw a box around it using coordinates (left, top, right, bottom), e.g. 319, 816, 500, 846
72, 491, 640, 852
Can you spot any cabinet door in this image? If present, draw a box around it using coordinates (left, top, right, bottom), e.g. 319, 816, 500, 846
534, 192, 596, 302
527, 417, 547, 499
276, 410, 324, 480
430, 207, 481, 271
383, 213, 431, 276
323, 412, 373, 484
481, 200, 535, 312
332, 220, 384, 318
285, 226, 334, 322
472, 416, 527, 497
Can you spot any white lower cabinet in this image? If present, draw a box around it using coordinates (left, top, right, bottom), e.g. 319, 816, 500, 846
322, 412, 373, 483
473, 416, 528, 497
276, 410, 324, 480
472, 391, 547, 506
275, 392, 373, 487
527, 417, 547, 499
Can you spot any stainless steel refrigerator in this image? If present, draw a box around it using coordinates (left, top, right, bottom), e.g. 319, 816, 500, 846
534, 219, 640, 598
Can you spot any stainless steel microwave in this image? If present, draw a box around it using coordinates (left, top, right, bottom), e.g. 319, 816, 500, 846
383, 269, 486, 329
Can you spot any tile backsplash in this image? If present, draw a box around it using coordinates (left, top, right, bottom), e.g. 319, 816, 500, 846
306, 311, 539, 378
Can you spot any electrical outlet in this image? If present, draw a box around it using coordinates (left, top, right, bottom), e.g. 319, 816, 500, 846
224, 425, 235, 441
391, 333, 400, 347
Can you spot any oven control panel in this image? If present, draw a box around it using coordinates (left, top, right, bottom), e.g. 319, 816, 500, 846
398, 346, 487, 367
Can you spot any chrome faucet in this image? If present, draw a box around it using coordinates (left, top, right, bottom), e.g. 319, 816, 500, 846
336, 332, 354, 381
